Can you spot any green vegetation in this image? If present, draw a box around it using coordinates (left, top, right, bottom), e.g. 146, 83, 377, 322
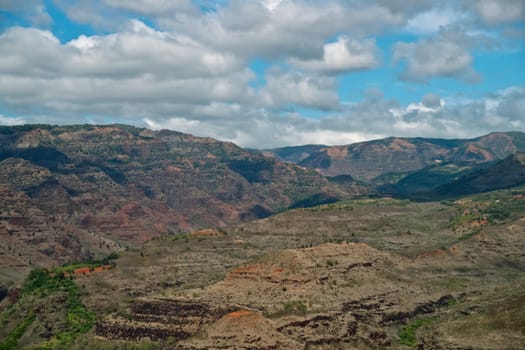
446, 187, 525, 241
431, 277, 467, 292
446, 298, 460, 307
398, 318, 432, 346
49, 252, 119, 275
0, 312, 35, 350
458, 229, 481, 241
0, 304, 17, 327
18, 268, 95, 348
264, 300, 308, 318
282, 300, 307, 315
0, 254, 118, 349
302, 197, 411, 212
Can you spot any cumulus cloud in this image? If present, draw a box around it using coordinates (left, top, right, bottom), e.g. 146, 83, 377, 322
103, 0, 197, 15
0, 22, 242, 79
466, 0, 525, 25
0, 23, 257, 115
421, 94, 443, 108
259, 70, 340, 111
138, 86, 525, 148
160, 1, 403, 61
349, 83, 512, 140
52, 0, 198, 30
494, 86, 525, 123
405, 7, 467, 34
376, 0, 435, 16
0, 0, 51, 28
143, 107, 383, 149
394, 30, 481, 83
290, 36, 378, 74
0, 114, 25, 125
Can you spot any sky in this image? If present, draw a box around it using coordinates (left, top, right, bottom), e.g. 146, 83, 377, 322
0, 0, 524, 148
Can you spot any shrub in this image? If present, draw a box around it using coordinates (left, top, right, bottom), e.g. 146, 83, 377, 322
0, 312, 35, 350
399, 318, 431, 346
283, 300, 307, 314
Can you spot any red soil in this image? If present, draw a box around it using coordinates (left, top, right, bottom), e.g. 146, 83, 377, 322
73, 265, 112, 276
224, 310, 256, 319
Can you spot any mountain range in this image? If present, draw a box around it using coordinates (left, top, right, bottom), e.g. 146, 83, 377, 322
265, 131, 525, 181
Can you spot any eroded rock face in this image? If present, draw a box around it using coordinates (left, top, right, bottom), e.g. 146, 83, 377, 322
96, 299, 238, 341
0, 125, 366, 285
0, 125, 360, 240
96, 243, 460, 349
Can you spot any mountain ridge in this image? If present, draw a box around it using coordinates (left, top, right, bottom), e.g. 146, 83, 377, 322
265, 131, 525, 181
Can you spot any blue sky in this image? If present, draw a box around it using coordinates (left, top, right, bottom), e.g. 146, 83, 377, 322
0, 0, 524, 148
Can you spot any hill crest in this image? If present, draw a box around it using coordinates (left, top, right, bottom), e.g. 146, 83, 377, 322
265, 131, 525, 181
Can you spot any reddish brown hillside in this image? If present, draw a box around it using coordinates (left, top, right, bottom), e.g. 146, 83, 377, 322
273, 132, 525, 181
0, 124, 366, 283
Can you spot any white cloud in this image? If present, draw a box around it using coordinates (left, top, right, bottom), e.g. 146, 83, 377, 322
421, 93, 443, 108
0, 114, 25, 125
388, 87, 525, 138
406, 7, 468, 34
467, 0, 525, 25
0, 23, 242, 79
134, 86, 525, 148
259, 70, 340, 111
290, 36, 378, 74
160, 1, 403, 61
394, 30, 480, 83
263, 0, 284, 12
0, 24, 255, 114
0, 0, 51, 27
52, 0, 198, 31
103, 0, 197, 15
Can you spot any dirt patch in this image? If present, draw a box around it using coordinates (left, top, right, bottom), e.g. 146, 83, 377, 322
73, 265, 111, 276
448, 246, 460, 254
180, 310, 302, 350
190, 228, 224, 237
416, 249, 448, 260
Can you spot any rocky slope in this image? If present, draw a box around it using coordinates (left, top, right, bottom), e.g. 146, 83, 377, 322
266, 132, 525, 182
0, 124, 367, 287
3, 186, 524, 349
121, 188, 525, 349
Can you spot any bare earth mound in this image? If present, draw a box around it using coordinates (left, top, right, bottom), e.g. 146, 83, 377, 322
178, 310, 302, 350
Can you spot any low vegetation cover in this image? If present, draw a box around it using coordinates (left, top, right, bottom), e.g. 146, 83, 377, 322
448, 187, 525, 230
1, 185, 525, 348
0, 253, 118, 349
398, 318, 432, 346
